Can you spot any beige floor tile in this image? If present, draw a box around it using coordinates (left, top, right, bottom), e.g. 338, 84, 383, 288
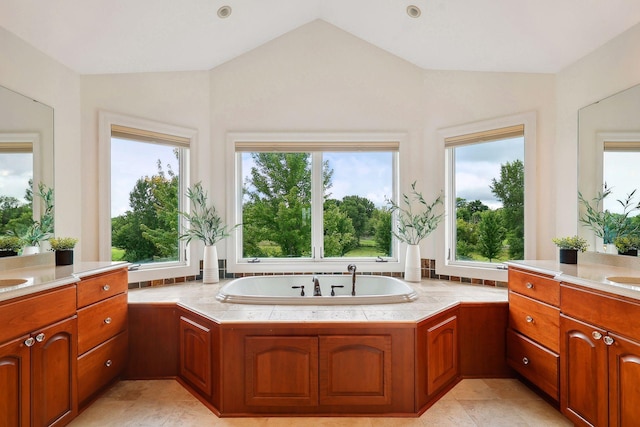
480, 378, 542, 400
457, 400, 529, 426
420, 399, 477, 426
511, 399, 572, 427
443, 378, 499, 401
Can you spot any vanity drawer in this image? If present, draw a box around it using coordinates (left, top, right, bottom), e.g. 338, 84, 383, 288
509, 292, 560, 352
507, 329, 559, 400
0, 284, 76, 343
77, 293, 128, 354
509, 268, 559, 306
78, 331, 128, 405
77, 268, 128, 308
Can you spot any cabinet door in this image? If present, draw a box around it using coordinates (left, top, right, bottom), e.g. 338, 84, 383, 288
245, 336, 318, 407
319, 335, 392, 406
0, 335, 31, 427
31, 317, 77, 427
608, 332, 640, 427
560, 315, 607, 427
426, 316, 458, 396
179, 316, 212, 397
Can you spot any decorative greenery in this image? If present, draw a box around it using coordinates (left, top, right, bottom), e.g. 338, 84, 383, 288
21, 183, 54, 246
552, 235, 589, 252
49, 237, 78, 251
0, 236, 23, 252
180, 182, 238, 246
613, 235, 640, 253
579, 185, 640, 244
387, 181, 444, 245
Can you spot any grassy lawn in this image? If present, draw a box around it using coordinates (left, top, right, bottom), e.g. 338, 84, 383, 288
344, 238, 387, 257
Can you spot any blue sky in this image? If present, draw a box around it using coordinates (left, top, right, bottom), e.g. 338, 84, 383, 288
0, 153, 32, 203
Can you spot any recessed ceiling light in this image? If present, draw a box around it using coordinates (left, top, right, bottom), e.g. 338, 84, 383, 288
217, 5, 232, 19
407, 5, 421, 18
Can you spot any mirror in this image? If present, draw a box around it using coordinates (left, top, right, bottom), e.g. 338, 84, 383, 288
578, 83, 640, 254
0, 84, 54, 256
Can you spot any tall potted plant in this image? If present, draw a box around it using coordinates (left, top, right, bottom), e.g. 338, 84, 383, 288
180, 182, 237, 284
387, 181, 444, 282
21, 183, 54, 255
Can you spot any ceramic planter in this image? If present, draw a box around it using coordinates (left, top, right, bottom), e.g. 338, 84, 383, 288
203, 245, 220, 284
404, 244, 421, 282
55, 250, 74, 266
559, 248, 578, 264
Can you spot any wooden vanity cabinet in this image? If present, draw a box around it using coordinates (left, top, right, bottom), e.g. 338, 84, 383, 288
560, 283, 640, 427
0, 285, 77, 427
178, 312, 215, 399
76, 267, 128, 407
507, 267, 560, 400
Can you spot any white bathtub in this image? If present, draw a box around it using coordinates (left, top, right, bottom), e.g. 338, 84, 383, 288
216, 275, 418, 305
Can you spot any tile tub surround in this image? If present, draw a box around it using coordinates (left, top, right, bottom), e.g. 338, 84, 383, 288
68, 378, 571, 426
128, 278, 509, 323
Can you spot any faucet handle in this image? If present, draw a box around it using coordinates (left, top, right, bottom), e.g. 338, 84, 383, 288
331, 285, 345, 296
292, 285, 305, 296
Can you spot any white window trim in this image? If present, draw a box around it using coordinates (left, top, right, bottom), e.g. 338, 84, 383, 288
98, 111, 199, 282
0, 132, 42, 219
225, 131, 407, 274
436, 111, 537, 282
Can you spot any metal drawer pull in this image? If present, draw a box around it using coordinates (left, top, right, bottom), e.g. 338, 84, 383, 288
35, 333, 45, 343
603, 336, 615, 346
24, 337, 35, 347
525, 315, 534, 323
525, 282, 534, 289
592, 331, 603, 340
104, 317, 112, 324
105, 359, 113, 367
102, 284, 110, 291
522, 357, 529, 365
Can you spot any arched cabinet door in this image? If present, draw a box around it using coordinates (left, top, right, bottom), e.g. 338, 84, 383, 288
0, 335, 31, 427
608, 332, 640, 427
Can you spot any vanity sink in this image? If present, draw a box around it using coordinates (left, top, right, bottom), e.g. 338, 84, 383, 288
0, 278, 28, 287
607, 276, 640, 285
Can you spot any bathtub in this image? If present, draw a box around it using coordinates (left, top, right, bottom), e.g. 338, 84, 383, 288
216, 275, 418, 305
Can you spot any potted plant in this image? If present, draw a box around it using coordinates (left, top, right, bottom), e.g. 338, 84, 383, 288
49, 237, 78, 265
552, 235, 588, 264
21, 183, 54, 255
180, 182, 238, 284
0, 236, 23, 257
613, 235, 640, 256
387, 181, 444, 282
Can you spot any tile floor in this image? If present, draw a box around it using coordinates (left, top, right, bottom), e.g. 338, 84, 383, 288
69, 378, 572, 426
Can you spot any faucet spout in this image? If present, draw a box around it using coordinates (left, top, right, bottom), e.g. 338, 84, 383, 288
347, 264, 357, 296
312, 276, 322, 296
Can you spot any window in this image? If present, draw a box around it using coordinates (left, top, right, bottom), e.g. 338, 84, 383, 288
439, 113, 536, 279
99, 112, 197, 280
229, 134, 401, 272
0, 138, 34, 237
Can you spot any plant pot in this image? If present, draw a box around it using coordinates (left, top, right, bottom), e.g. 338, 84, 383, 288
55, 250, 74, 266
404, 244, 422, 282
0, 250, 18, 257
22, 245, 39, 255
618, 249, 638, 257
559, 248, 578, 264
203, 245, 219, 284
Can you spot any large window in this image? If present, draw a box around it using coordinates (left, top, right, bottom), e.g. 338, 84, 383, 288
99, 112, 196, 279
231, 135, 400, 271
0, 139, 34, 237
439, 113, 536, 278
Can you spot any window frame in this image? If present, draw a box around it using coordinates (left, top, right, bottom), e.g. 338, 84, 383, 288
98, 111, 199, 282
436, 112, 537, 281
226, 132, 406, 274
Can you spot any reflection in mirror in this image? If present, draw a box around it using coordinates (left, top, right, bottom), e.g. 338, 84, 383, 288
578, 83, 640, 254
0, 85, 54, 256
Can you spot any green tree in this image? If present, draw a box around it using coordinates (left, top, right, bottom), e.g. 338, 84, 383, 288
373, 208, 392, 256
490, 159, 524, 259
476, 210, 506, 262
336, 195, 375, 243
323, 203, 358, 256
111, 160, 178, 262
456, 218, 477, 259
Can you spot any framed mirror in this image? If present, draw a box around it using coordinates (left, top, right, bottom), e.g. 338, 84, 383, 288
0, 84, 54, 256
578, 83, 640, 254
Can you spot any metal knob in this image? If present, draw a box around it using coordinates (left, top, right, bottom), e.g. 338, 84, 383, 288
105, 359, 113, 367
522, 357, 529, 365
592, 331, 603, 340
104, 317, 112, 324
604, 336, 615, 346
102, 284, 110, 291
24, 337, 35, 347
525, 315, 534, 323
35, 333, 45, 343
526, 282, 534, 289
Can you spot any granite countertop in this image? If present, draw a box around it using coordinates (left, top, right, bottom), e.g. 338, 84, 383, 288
507, 259, 640, 300
128, 279, 509, 324
0, 260, 129, 302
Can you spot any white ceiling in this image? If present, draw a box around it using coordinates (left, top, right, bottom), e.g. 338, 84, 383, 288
1, 0, 639, 75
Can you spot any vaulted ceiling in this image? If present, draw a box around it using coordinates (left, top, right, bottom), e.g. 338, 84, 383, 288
1, 0, 639, 75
